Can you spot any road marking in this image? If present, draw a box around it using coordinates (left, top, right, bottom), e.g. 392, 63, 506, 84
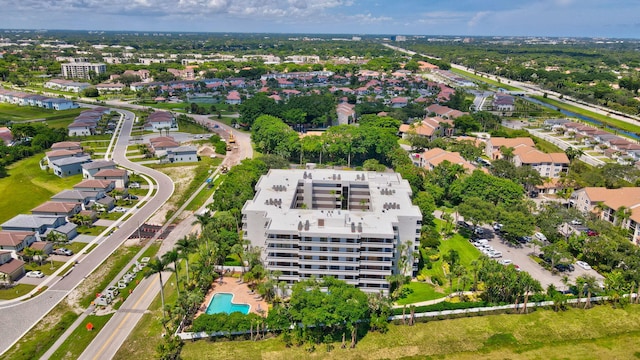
90, 274, 159, 360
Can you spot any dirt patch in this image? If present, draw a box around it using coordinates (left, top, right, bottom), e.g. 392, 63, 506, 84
197, 144, 216, 157
146, 165, 197, 225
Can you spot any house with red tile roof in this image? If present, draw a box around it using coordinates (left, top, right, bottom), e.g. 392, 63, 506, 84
485, 137, 535, 159
31, 201, 82, 217
225, 90, 242, 105
413, 148, 479, 173
513, 147, 569, 178
571, 187, 640, 244
0, 231, 37, 252
0, 250, 25, 282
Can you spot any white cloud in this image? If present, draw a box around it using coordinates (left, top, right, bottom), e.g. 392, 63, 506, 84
467, 11, 491, 28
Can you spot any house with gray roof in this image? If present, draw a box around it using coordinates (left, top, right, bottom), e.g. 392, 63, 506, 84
82, 160, 116, 179
51, 190, 102, 206
51, 155, 92, 177
1, 215, 66, 235
167, 146, 198, 163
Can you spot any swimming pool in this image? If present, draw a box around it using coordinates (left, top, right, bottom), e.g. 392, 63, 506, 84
205, 293, 250, 315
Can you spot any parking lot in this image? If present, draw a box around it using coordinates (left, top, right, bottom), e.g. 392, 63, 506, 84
472, 226, 604, 290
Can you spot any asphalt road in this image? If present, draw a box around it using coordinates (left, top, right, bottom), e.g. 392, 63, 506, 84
0, 109, 174, 355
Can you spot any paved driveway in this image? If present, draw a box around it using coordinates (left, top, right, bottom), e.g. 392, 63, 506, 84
477, 227, 604, 290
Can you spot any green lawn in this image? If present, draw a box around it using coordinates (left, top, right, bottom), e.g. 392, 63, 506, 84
0, 284, 37, 300
180, 305, 640, 360
0, 103, 82, 121
177, 118, 209, 134
76, 225, 107, 236
450, 68, 521, 91
0, 154, 82, 223
25, 261, 66, 276
49, 314, 114, 360
395, 282, 445, 305
139, 101, 188, 112
63, 242, 93, 255
531, 95, 640, 135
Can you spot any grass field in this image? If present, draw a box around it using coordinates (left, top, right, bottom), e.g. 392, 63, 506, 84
180, 305, 640, 360
49, 314, 114, 360
450, 68, 521, 91
25, 261, 66, 276
395, 282, 445, 305
0, 154, 82, 223
0, 103, 82, 121
0, 284, 37, 300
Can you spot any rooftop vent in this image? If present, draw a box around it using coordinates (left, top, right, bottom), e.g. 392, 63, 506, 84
304, 219, 310, 231
357, 222, 363, 233
351, 222, 356, 233
298, 221, 303, 231
318, 219, 325, 227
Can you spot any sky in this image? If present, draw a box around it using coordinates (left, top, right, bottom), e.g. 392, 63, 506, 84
1, 0, 639, 38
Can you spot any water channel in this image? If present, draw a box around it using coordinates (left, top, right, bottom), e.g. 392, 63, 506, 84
525, 97, 640, 141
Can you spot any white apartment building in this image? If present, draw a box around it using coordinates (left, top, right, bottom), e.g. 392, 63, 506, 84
242, 169, 422, 294
61, 62, 107, 79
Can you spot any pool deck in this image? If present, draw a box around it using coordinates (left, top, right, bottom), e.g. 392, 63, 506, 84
197, 274, 268, 318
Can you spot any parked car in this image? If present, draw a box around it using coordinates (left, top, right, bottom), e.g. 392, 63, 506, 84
498, 259, 513, 265
26, 270, 44, 278
570, 219, 583, 225
112, 207, 127, 213
534, 232, 547, 242
493, 223, 503, 231
54, 248, 73, 256
576, 261, 592, 270
128, 195, 139, 200
489, 251, 503, 258
586, 229, 599, 237
129, 182, 140, 189
555, 263, 575, 272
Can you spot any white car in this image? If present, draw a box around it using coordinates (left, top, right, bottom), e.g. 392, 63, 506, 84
129, 182, 140, 189
498, 259, 513, 265
112, 207, 127, 213
534, 232, 548, 242
576, 261, 592, 270
26, 270, 44, 278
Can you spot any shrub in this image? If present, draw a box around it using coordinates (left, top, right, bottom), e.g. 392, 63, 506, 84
431, 275, 443, 286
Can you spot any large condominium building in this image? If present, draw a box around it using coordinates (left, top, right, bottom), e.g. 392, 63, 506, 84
242, 169, 422, 294
61, 62, 107, 79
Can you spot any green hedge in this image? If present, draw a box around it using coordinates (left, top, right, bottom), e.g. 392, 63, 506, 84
392, 301, 488, 316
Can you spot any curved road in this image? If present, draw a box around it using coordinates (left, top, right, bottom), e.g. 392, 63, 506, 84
0, 109, 174, 355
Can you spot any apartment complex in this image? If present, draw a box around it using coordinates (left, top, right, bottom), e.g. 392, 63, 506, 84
61, 62, 106, 79
242, 169, 422, 294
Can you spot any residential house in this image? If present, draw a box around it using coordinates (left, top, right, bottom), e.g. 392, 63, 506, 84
0, 127, 13, 145
493, 94, 515, 112
512, 147, 570, 178
50, 155, 92, 177
31, 202, 82, 217
0, 251, 25, 282
45, 149, 84, 163
485, 137, 535, 160
144, 112, 177, 132
398, 117, 453, 141
51, 189, 99, 206
93, 169, 129, 188
73, 179, 115, 193
51, 141, 82, 151
1, 215, 67, 235
225, 91, 242, 105
571, 187, 640, 244
166, 146, 198, 163
390, 97, 408, 108
82, 160, 117, 179
44, 79, 91, 92
29, 241, 54, 256
413, 148, 479, 173
426, 104, 466, 119
0, 231, 37, 252
336, 103, 355, 125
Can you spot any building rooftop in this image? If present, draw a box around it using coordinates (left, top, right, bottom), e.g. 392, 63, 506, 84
244, 169, 420, 238
0, 231, 35, 247
82, 160, 116, 170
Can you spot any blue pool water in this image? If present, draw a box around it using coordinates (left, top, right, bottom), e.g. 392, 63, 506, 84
205, 293, 250, 315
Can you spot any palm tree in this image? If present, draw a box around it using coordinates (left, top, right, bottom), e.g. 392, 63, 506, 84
521, 273, 542, 314
230, 240, 250, 274
578, 275, 600, 309
614, 206, 631, 227
146, 257, 169, 320
175, 236, 195, 284
162, 249, 181, 297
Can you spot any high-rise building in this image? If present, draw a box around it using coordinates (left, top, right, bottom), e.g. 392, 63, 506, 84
242, 169, 422, 294
61, 62, 107, 79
